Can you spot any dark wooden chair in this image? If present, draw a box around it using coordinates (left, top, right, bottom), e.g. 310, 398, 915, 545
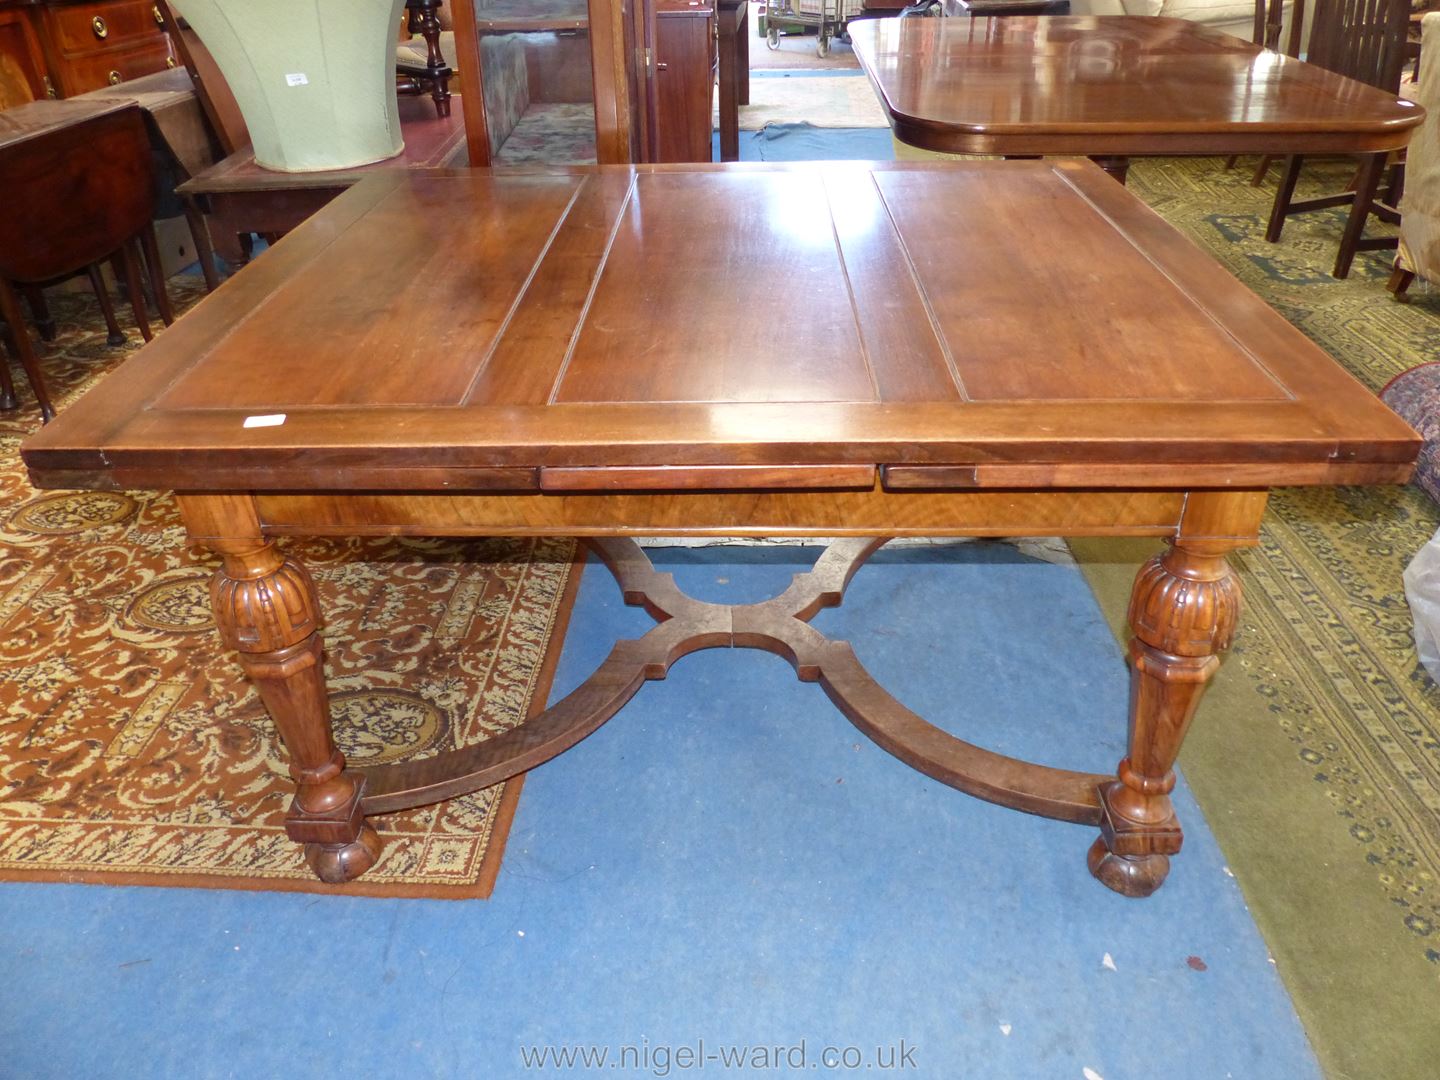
1252, 0, 1292, 49
0, 104, 169, 423
1264, 0, 1412, 278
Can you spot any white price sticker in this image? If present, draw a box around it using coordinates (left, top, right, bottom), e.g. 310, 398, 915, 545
285, 72, 308, 87
242, 414, 286, 429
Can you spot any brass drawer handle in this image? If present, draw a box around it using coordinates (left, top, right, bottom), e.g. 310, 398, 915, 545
92, 14, 108, 39
108, 69, 123, 85
153, 4, 164, 25
166, 56, 176, 68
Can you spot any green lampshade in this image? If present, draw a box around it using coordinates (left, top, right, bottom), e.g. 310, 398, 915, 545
170, 0, 406, 172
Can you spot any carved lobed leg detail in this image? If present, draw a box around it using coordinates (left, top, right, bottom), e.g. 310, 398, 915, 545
1090, 539, 1242, 897
207, 535, 379, 883
182, 515, 1255, 893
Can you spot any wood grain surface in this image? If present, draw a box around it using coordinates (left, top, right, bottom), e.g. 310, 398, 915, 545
849, 16, 1424, 157
23, 160, 1418, 495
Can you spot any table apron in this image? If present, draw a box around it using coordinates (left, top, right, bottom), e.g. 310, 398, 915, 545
890, 123, 1416, 160
251, 488, 1210, 540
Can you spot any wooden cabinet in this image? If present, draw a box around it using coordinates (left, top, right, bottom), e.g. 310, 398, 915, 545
0, 0, 174, 102
654, 0, 713, 163
0, 6, 47, 105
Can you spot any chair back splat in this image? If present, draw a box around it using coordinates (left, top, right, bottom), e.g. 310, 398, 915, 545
1307, 0, 1410, 92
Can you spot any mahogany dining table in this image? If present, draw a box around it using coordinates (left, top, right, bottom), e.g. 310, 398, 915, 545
849, 15, 1423, 181
21, 161, 1418, 898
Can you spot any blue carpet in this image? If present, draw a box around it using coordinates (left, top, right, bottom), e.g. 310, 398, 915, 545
749, 69, 867, 78
0, 543, 1318, 1079
712, 123, 894, 162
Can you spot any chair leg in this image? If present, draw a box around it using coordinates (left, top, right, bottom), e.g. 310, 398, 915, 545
1388, 265, 1416, 302
117, 242, 153, 343
430, 74, 451, 118
87, 264, 127, 347
1265, 155, 1305, 243
183, 198, 220, 292
1333, 153, 1387, 280
1383, 160, 1405, 209
0, 280, 56, 422
0, 320, 18, 411
138, 224, 176, 326
1250, 154, 1275, 187
23, 285, 56, 342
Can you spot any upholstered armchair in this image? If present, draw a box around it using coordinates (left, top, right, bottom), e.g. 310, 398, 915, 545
1068, 0, 1293, 42
1391, 13, 1440, 297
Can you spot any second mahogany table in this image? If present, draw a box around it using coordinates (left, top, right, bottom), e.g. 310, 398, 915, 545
22, 161, 1418, 898
849, 15, 1424, 180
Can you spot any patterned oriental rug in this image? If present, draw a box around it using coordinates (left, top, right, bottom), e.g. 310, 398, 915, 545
1078, 157, 1440, 1080
0, 279, 580, 899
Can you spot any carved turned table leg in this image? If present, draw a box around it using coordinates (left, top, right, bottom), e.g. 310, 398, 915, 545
1089, 493, 1261, 897
178, 494, 380, 883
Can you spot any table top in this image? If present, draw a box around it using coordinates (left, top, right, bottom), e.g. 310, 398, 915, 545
849, 16, 1424, 156
73, 68, 213, 180
176, 95, 468, 196
0, 98, 135, 153
71, 68, 194, 112
23, 161, 1417, 493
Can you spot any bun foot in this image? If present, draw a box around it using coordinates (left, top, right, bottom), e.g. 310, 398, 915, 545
1087, 837, 1170, 898
305, 824, 382, 883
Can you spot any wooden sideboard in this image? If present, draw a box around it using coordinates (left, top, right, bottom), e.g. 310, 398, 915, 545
0, 0, 174, 107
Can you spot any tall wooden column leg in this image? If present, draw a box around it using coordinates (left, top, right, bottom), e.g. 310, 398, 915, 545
719, 4, 741, 162
1089, 492, 1262, 897
737, 2, 749, 106
178, 494, 381, 883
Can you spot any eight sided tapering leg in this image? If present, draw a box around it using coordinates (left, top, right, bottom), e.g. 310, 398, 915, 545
178, 494, 380, 883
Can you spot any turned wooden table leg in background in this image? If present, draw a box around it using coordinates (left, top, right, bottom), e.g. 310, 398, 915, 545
1089, 491, 1265, 897
177, 493, 381, 883
1090, 155, 1131, 184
